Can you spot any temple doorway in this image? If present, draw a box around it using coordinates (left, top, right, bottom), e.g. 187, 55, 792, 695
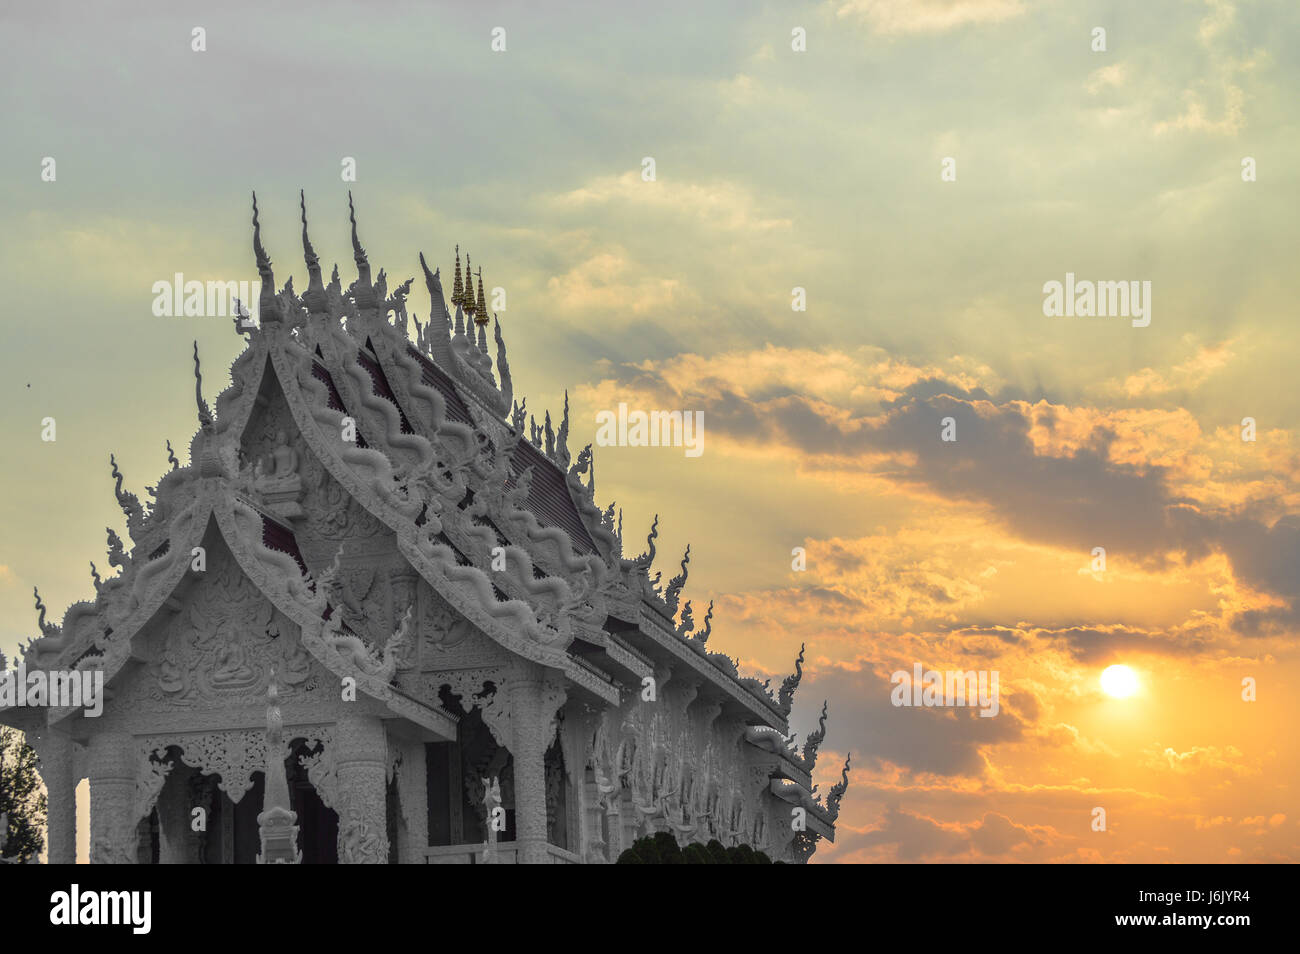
145, 745, 337, 863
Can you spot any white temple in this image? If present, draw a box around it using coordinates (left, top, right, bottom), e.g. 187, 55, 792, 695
1, 193, 848, 863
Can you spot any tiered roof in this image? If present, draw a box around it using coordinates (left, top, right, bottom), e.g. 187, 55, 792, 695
17, 192, 848, 835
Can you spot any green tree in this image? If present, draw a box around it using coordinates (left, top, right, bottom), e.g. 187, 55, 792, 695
0, 725, 47, 863
616, 834, 773, 864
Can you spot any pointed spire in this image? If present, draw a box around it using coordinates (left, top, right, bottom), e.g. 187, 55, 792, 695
475, 267, 490, 331
452, 245, 464, 309
543, 410, 555, 458
453, 257, 468, 336
555, 391, 570, 469
419, 251, 451, 330
462, 253, 474, 318
347, 191, 374, 307
252, 192, 281, 323
192, 342, 213, 427
494, 317, 514, 406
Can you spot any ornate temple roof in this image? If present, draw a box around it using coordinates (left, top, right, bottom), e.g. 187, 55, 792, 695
11, 192, 847, 834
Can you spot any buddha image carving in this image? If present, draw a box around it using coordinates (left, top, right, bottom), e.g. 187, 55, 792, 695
330, 565, 375, 631
157, 647, 185, 694
212, 623, 257, 687
281, 634, 312, 686
255, 429, 299, 482
429, 614, 473, 650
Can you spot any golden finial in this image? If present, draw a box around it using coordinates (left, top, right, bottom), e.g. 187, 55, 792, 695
452, 245, 463, 307
474, 267, 489, 327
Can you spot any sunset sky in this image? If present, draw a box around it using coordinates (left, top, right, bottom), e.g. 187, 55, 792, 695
1, 0, 1297, 862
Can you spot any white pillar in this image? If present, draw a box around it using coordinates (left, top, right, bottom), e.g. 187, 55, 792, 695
508, 668, 548, 864
32, 727, 77, 864
395, 739, 428, 863
334, 713, 388, 863
88, 731, 137, 864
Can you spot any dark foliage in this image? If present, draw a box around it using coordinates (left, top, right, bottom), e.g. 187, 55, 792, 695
0, 726, 47, 863
616, 834, 773, 864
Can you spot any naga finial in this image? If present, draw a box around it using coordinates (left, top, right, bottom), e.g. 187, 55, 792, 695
108, 453, 144, 527
802, 700, 829, 766
252, 192, 269, 271
636, 514, 659, 567
827, 753, 851, 820
300, 190, 326, 313
347, 191, 367, 268
33, 586, 55, 636
695, 599, 714, 645
166, 439, 179, 471
89, 562, 102, 594
193, 341, 213, 427
300, 189, 318, 270
778, 642, 805, 714
106, 526, 127, 569
252, 192, 280, 324
347, 191, 373, 306
664, 544, 691, 613
678, 600, 694, 636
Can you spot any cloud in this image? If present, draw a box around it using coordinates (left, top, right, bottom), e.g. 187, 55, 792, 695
549, 172, 792, 234
586, 348, 1300, 633
1085, 63, 1128, 95
1153, 0, 1264, 136
854, 805, 1054, 861
805, 663, 1027, 779
544, 248, 688, 316
834, 0, 1026, 36
1107, 338, 1238, 398
1143, 744, 1258, 777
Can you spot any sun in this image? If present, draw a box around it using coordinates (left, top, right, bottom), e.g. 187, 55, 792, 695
1100, 664, 1139, 698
